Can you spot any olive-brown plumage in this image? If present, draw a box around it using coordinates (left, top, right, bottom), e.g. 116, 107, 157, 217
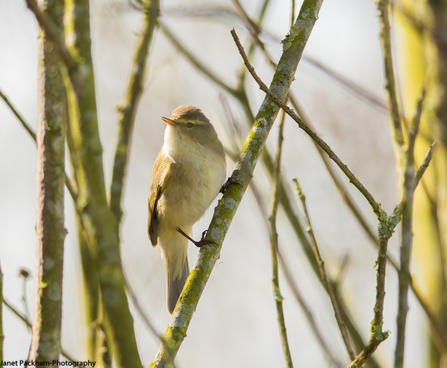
148, 105, 226, 314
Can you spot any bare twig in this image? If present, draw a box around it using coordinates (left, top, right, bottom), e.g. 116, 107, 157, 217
301, 56, 387, 113
229, 22, 381, 366
293, 179, 356, 361
231, 3, 388, 114
3, 300, 76, 362
230, 28, 381, 217
377, 0, 404, 148
291, 0, 296, 27
123, 275, 177, 367
224, 145, 341, 367
269, 111, 294, 368
289, 96, 378, 243
1, 88, 79, 198
0, 89, 36, 141
347, 237, 391, 368
160, 23, 240, 99
394, 92, 423, 368
414, 141, 435, 187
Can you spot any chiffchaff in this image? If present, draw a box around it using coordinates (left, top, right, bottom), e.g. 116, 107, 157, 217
148, 105, 226, 314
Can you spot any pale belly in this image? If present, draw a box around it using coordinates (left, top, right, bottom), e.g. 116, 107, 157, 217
158, 151, 226, 229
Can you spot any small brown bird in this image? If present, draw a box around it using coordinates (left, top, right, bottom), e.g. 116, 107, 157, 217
148, 105, 226, 314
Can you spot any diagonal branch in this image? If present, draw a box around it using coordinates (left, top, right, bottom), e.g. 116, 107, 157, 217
150, 1, 324, 365
414, 141, 435, 187
0, 89, 36, 141
293, 178, 356, 361
3, 299, 76, 362
160, 23, 241, 99
230, 29, 380, 217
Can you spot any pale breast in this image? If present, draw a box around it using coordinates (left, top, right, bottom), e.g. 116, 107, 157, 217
158, 142, 226, 229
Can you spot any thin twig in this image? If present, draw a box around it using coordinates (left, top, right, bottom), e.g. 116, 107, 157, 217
289, 95, 378, 243
230, 29, 381, 217
0, 89, 36, 141
225, 136, 343, 368
160, 23, 240, 99
302, 56, 387, 113
293, 179, 356, 361
347, 238, 391, 368
3, 300, 76, 362
123, 274, 177, 368
377, 0, 404, 148
233, 0, 273, 88
231, 3, 388, 114
269, 111, 294, 368
1, 87, 80, 213
291, 96, 446, 352
394, 91, 423, 368
414, 141, 435, 187
291, 0, 295, 27
228, 21, 379, 364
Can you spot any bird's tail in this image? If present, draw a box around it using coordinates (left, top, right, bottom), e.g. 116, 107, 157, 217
166, 255, 189, 314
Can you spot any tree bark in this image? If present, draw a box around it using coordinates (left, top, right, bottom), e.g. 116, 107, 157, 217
29, 0, 66, 362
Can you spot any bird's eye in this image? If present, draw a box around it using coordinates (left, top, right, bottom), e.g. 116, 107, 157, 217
186, 122, 194, 129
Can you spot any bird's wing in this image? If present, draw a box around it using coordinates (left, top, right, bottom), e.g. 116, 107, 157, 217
148, 152, 171, 246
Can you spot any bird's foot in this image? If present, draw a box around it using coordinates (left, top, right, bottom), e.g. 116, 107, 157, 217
176, 228, 217, 248
220, 176, 243, 194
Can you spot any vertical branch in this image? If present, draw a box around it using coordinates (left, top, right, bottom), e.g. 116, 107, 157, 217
378, 0, 424, 364
347, 238, 391, 368
64, 0, 142, 364
394, 94, 423, 368
269, 111, 294, 368
28, 0, 66, 362
65, 104, 109, 363
110, 0, 160, 225
291, 0, 296, 27
293, 179, 356, 361
377, 0, 404, 148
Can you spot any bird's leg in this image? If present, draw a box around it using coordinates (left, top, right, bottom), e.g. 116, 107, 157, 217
220, 176, 243, 194
176, 227, 217, 248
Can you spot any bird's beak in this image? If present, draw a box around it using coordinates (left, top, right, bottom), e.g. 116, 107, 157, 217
161, 117, 176, 126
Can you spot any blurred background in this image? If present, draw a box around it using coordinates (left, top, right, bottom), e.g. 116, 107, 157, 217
0, 0, 432, 367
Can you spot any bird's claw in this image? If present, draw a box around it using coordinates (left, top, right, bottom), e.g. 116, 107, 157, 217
220, 176, 243, 194
176, 228, 217, 248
